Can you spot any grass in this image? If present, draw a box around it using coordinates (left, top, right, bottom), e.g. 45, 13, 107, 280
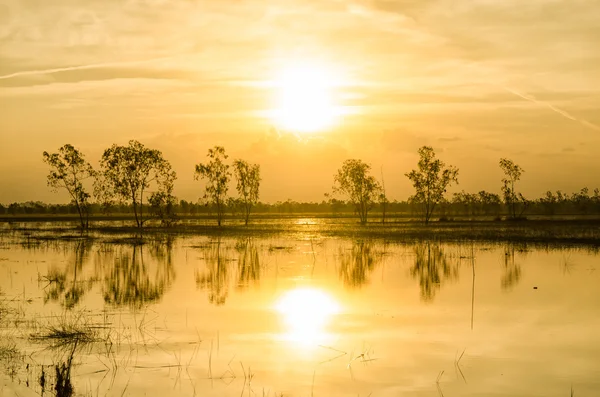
5, 216, 600, 246
30, 311, 102, 347
0, 290, 27, 329
0, 340, 19, 361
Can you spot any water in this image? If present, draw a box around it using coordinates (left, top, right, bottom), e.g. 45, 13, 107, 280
1, 229, 599, 396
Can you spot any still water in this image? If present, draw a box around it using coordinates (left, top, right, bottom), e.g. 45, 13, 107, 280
1, 230, 599, 396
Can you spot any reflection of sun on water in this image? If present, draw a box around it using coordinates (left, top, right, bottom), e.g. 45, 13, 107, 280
295, 218, 318, 225
275, 288, 340, 345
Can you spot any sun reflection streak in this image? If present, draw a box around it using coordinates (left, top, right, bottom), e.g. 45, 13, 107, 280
275, 288, 340, 346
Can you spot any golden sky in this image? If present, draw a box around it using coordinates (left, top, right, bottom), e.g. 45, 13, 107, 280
1, 0, 599, 203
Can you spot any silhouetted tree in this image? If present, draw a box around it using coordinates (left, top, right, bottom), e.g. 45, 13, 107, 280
499, 158, 526, 219
478, 190, 502, 216
42, 144, 95, 229
452, 191, 476, 216
379, 167, 388, 224
539, 191, 559, 215
7, 203, 19, 215
97, 140, 176, 228
333, 159, 380, 224
148, 171, 177, 226
406, 146, 459, 224
226, 197, 242, 217
572, 187, 592, 215
195, 146, 230, 227
233, 159, 261, 225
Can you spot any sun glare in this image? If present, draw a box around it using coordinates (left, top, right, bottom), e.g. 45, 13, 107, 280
272, 65, 342, 134
275, 288, 340, 345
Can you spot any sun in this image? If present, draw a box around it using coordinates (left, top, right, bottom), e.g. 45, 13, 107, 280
271, 64, 342, 134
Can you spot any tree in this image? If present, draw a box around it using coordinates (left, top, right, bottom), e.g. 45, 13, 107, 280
379, 166, 388, 224
227, 197, 242, 217
232, 160, 261, 225
195, 146, 230, 227
42, 144, 95, 229
405, 146, 459, 224
499, 158, 526, 219
8, 203, 19, 215
98, 140, 176, 228
333, 159, 380, 224
452, 191, 477, 216
572, 187, 591, 215
539, 191, 558, 215
478, 190, 502, 216
148, 182, 177, 226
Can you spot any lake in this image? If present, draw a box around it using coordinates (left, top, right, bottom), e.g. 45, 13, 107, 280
1, 227, 599, 396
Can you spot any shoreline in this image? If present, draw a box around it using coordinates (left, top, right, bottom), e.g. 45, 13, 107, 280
3, 217, 600, 246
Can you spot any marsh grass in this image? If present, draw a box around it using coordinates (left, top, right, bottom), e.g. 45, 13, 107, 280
0, 339, 19, 362
6, 217, 600, 246
30, 311, 103, 348
0, 339, 22, 382
0, 291, 28, 329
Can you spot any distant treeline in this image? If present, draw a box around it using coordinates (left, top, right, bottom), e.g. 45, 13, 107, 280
3, 188, 600, 217
7, 141, 598, 227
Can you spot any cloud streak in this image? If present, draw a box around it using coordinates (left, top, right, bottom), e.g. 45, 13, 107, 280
503, 87, 600, 132
0, 56, 174, 81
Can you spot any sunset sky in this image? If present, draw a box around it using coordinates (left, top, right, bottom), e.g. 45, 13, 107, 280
1, 0, 599, 204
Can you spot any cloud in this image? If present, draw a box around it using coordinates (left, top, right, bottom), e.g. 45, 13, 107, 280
0, 56, 174, 80
2, 0, 600, 202
438, 136, 461, 142
503, 87, 600, 132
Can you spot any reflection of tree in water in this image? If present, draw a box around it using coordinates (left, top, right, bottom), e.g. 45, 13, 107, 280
195, 239, 230, 305
235, 238, 260, 289
148, 236, 174, 264
501, 244, 523, 290
101, 239, 175, 307
339, 240, 382, 288
44, 239, 95, 309
410, 242, 459, 302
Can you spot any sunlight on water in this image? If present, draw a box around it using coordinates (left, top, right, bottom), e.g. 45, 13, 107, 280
275, 288, 340, 346
294, 218, 318, 225
3, 229, 600, 396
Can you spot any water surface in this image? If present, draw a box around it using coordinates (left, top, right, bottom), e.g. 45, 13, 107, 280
1, 229, 599, 396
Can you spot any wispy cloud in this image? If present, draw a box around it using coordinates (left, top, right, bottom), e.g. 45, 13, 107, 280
503, 87, 600, 132
0, 56, 174, 80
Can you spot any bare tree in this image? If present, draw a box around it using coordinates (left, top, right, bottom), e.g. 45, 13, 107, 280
42, 144, 95, 229
499, 158, 527, 219
333, 159, 380, 225
195, 146, 230, 227
379, 166, 388, 224
233, 160, 261, 225
406, 146, 459, 224
98, 140, 176, 228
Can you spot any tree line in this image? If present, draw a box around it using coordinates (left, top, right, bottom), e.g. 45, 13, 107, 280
6, 192, 600, 219
0, 142, 595, 228
329, 146, 600, 223
332, 145, 530, 224
38, 141, 260, 229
